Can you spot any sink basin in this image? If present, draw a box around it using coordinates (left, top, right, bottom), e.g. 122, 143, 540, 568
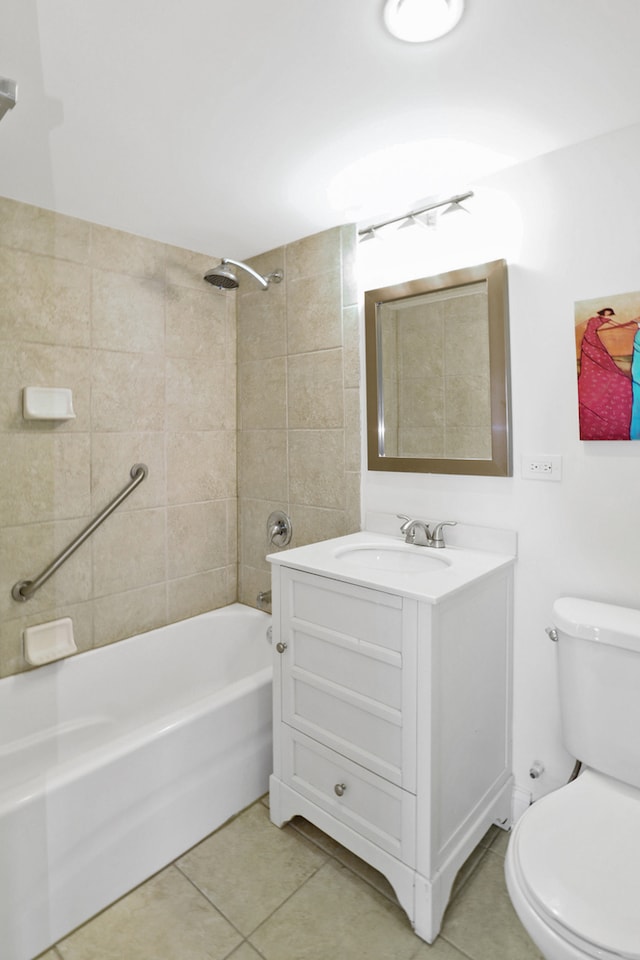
333, 544, 450, 574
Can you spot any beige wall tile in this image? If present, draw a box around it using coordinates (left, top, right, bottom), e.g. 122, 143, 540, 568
167, 500, 230, 579
444, 375, 491, 426
90, 223, 165, 281
287, 350, 344, 429
93, 583, 168, 647
0, 433, 91, 526
344, 387, 362, 473
290, 505, 347, 548
0, 600, 94, 677
238, 563, 272, 608
1, 517, 94, 622
92, 271, 165, 354
341, 223, 358, 307
345, 471, 363, 533
92, 349, 165, 431
342, 304, 361, 389
91, 433, 166, 511
0, 196, 91, 263
0, 247, 90, 347
287, 270, 343, 355
239, 498, 284, 573
167, 431, 236, 504
165, 283, 227, 359
165, 244, 219, 290
237, 287, 286, 362
285, 228, 341, 281
166, 356, 235, 431
238, 358, 287, 430
289, 430, 345, 510
238, 430, 288, 502
92, 507, 167, 597
167, 568, 234, 623
0, 342, 91, 432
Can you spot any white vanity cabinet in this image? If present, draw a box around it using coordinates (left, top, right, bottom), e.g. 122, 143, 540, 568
268, 532, 514, 944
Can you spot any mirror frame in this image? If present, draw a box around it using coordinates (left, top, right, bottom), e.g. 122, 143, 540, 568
364, 259, 512, 477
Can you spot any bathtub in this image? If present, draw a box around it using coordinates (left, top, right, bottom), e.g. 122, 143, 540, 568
0, 602, 273, 960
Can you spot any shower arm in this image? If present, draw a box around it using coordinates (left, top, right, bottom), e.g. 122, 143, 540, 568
222, 258, 282, 290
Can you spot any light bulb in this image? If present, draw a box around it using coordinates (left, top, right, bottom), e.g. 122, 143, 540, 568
383, 0, 464, 43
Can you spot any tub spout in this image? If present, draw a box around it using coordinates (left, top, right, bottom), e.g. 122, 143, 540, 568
257, 590, 272, 610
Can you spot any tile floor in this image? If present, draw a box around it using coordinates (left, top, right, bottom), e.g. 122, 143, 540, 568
39, 798, 543, 960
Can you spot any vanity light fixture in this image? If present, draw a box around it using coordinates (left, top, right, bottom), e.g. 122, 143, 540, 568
383, 0, 464, 43
357, 190, 473, 242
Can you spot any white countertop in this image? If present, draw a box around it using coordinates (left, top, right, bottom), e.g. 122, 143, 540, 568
267, 531, 515, 603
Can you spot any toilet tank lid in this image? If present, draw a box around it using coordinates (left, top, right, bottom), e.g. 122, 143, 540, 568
553, 597, 640, 653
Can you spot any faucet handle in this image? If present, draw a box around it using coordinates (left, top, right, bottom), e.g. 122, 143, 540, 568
430, 520, 457, 547
396, 514, 413, 534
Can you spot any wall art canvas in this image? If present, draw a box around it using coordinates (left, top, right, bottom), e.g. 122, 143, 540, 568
575, 290, 640, 440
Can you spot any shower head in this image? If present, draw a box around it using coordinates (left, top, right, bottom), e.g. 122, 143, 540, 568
204, 258, 283, 291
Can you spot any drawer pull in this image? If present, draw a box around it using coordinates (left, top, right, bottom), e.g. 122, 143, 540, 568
334, 782, 347, 797
276, 641, 287, 654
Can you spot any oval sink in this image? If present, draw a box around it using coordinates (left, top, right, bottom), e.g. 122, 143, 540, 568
333, 544, 449, 574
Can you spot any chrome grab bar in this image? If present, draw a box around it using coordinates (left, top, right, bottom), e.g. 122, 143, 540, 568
11, 463, 148, 602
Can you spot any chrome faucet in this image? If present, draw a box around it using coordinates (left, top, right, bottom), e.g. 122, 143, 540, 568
397, 515, 457, 549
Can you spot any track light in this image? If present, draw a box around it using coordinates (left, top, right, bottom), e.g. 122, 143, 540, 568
357, 191, 473, 242
358, 227, 377, 243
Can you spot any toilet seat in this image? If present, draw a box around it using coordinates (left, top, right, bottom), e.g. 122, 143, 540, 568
510, 769, 640, 960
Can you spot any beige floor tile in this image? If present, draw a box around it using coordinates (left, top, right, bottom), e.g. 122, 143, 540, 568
177, 802, 327, 935
440, 850, 544, 960
289, 816, 399, 902
488, 825, 511, 856
56, 866, 241, 960
412, 938, 476, 959
250, 859, 422, 960
229, 941, 262, 960
227, 944, 265, 960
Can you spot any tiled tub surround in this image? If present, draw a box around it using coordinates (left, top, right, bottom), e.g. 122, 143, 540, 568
0, 604, 272, 960
0, 196, 238, 677
236, 226, 361, 606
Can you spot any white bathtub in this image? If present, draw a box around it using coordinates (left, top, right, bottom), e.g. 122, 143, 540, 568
0, 602, 273, 960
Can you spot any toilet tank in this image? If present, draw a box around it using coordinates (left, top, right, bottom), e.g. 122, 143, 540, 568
553, 597, 640, 791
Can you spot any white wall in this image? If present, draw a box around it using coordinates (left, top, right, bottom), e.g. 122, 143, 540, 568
359, 121, 640, 803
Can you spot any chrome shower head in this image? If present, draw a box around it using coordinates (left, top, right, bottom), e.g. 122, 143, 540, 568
204, 258, 283, 291
204, 262, 239, 289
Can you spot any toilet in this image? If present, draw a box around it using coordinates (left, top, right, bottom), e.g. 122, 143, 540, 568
505, 597, 640, 960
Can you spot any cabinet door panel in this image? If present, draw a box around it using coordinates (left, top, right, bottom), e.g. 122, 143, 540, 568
294, 628, 402, 708
291, 676, 402, 782
288, 573, 403, 652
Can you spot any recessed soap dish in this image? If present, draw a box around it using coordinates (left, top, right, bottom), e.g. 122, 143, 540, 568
23, 386, 76, 421
23, 617, 77, 666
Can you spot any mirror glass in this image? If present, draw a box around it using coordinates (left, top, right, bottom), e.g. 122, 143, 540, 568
364, 259, 511, 476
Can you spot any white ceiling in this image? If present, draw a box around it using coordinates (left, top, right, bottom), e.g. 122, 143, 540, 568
2, 0, 640, 260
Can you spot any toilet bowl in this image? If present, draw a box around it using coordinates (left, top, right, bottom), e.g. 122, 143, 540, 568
505, 769, 640, 960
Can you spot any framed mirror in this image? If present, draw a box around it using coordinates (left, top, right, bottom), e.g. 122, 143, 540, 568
364, 259, 511, 476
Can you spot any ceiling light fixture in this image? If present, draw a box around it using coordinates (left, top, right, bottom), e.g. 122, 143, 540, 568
357, 191, 473, 242
383, 0, 464, 43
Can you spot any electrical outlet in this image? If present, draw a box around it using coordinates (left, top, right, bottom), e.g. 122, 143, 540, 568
521, 455, 562, 481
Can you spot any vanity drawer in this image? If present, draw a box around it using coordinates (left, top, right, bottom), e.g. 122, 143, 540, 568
281, 727, 415, 864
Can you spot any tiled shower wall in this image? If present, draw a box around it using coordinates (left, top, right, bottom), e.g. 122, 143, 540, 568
0, 196, 237, 677
237, 226, 361, 604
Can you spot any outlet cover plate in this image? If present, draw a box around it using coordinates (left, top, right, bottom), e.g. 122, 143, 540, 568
521, 455, 562, 482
